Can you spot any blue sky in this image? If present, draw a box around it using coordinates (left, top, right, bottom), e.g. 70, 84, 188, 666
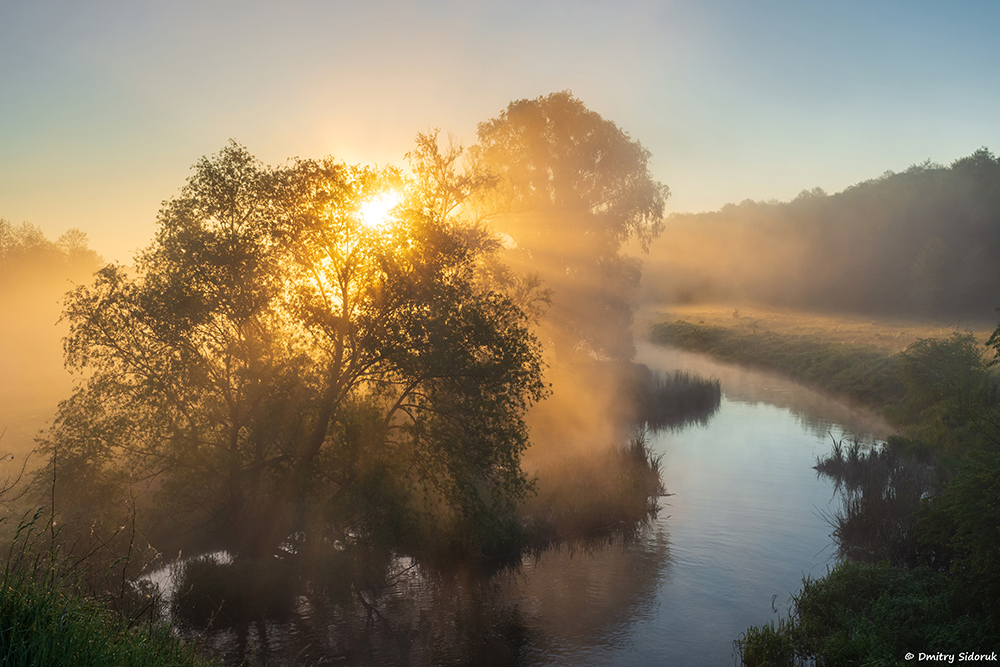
2, 0, 998, 262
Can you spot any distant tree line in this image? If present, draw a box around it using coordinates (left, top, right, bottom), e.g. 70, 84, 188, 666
0, 220, 102, 301
645, 148, 1000, 318
0, 220, 103, 407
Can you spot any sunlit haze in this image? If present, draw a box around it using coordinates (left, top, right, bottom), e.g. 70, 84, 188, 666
2, 1, 998, 263
360, 190, 402, 231
3, 3, 1000, 663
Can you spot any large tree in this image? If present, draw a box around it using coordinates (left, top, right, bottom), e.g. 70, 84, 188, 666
41, 141, 546, 557
471, 91, 669, 362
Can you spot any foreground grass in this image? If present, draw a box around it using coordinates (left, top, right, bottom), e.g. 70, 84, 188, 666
0, 522, 209, 667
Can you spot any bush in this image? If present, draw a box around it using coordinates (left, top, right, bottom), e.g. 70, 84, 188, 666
890, 333, 995, 451
736, 561, 997, 667
917, 450, 1000, 612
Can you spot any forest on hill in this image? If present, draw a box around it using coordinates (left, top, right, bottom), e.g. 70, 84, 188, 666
644, 148, 1000, 319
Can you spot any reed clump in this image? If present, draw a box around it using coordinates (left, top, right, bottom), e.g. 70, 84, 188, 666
629, 363, 722, 431
814, 437, 938, 566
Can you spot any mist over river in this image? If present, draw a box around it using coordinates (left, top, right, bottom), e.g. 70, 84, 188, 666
159, 340, 888, 666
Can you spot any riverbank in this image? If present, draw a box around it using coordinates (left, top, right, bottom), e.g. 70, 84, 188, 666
640, 304, 992, 354
646, 304, 995, 434
645, 305, 1000, 665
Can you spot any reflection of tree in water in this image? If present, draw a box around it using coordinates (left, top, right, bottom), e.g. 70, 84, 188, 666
168, 526, 671, 666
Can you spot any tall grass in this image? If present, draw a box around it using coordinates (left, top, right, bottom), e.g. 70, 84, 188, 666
629, 364, 722, 430
815, 437, 937, 565
735, 561, 997, 667
0, 511, 210, 667
521, 430, 666, 543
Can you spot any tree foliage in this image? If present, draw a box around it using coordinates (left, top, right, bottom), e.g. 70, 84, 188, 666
40, 141, 546, 557
471, 91, 668, 361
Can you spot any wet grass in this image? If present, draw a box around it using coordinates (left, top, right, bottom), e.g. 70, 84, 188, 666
0, 514, 209, 667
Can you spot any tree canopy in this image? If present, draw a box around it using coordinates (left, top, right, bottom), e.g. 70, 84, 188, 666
471, 91, 668, 361
42, 140, 546, 557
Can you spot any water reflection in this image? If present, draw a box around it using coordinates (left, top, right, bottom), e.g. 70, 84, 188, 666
636, 341, 894, 440
153, 342, 890, 666
159, 527, 672, 666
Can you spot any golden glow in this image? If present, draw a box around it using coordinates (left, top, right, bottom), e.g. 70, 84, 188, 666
359, 190, 402, 231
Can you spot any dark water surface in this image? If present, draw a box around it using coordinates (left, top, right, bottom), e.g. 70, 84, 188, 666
159, 342, 889, 666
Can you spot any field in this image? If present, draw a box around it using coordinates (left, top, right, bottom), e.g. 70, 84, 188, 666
637, 302, 994, 354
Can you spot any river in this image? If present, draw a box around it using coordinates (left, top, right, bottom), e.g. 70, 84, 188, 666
164, 341, 891, 666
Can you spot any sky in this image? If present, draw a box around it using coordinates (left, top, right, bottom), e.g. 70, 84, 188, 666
2, 0, 999, 264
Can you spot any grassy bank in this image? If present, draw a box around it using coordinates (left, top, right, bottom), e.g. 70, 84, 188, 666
735, 561, 996, 667
0, 517, 209, 667
664, 306, 1000, 665
640, 304, 992, 354
651, 319, 904, 408
644, 306, 995, 420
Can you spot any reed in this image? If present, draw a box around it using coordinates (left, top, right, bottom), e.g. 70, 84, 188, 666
521, 430, 666, 543
629, 364, 722, 431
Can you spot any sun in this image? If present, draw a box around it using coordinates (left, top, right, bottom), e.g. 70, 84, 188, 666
359, 190, 402, 231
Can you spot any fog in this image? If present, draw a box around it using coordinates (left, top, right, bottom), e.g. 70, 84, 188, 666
641, 149, 1000, 320
0, 221, 102, 474
7, 141, 997, 548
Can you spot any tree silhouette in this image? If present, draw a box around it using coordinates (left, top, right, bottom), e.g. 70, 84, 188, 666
40, 141, 546, 557
471, 91, 668, 362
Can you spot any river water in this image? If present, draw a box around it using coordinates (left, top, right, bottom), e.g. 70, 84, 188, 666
167, 341, 891, 666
